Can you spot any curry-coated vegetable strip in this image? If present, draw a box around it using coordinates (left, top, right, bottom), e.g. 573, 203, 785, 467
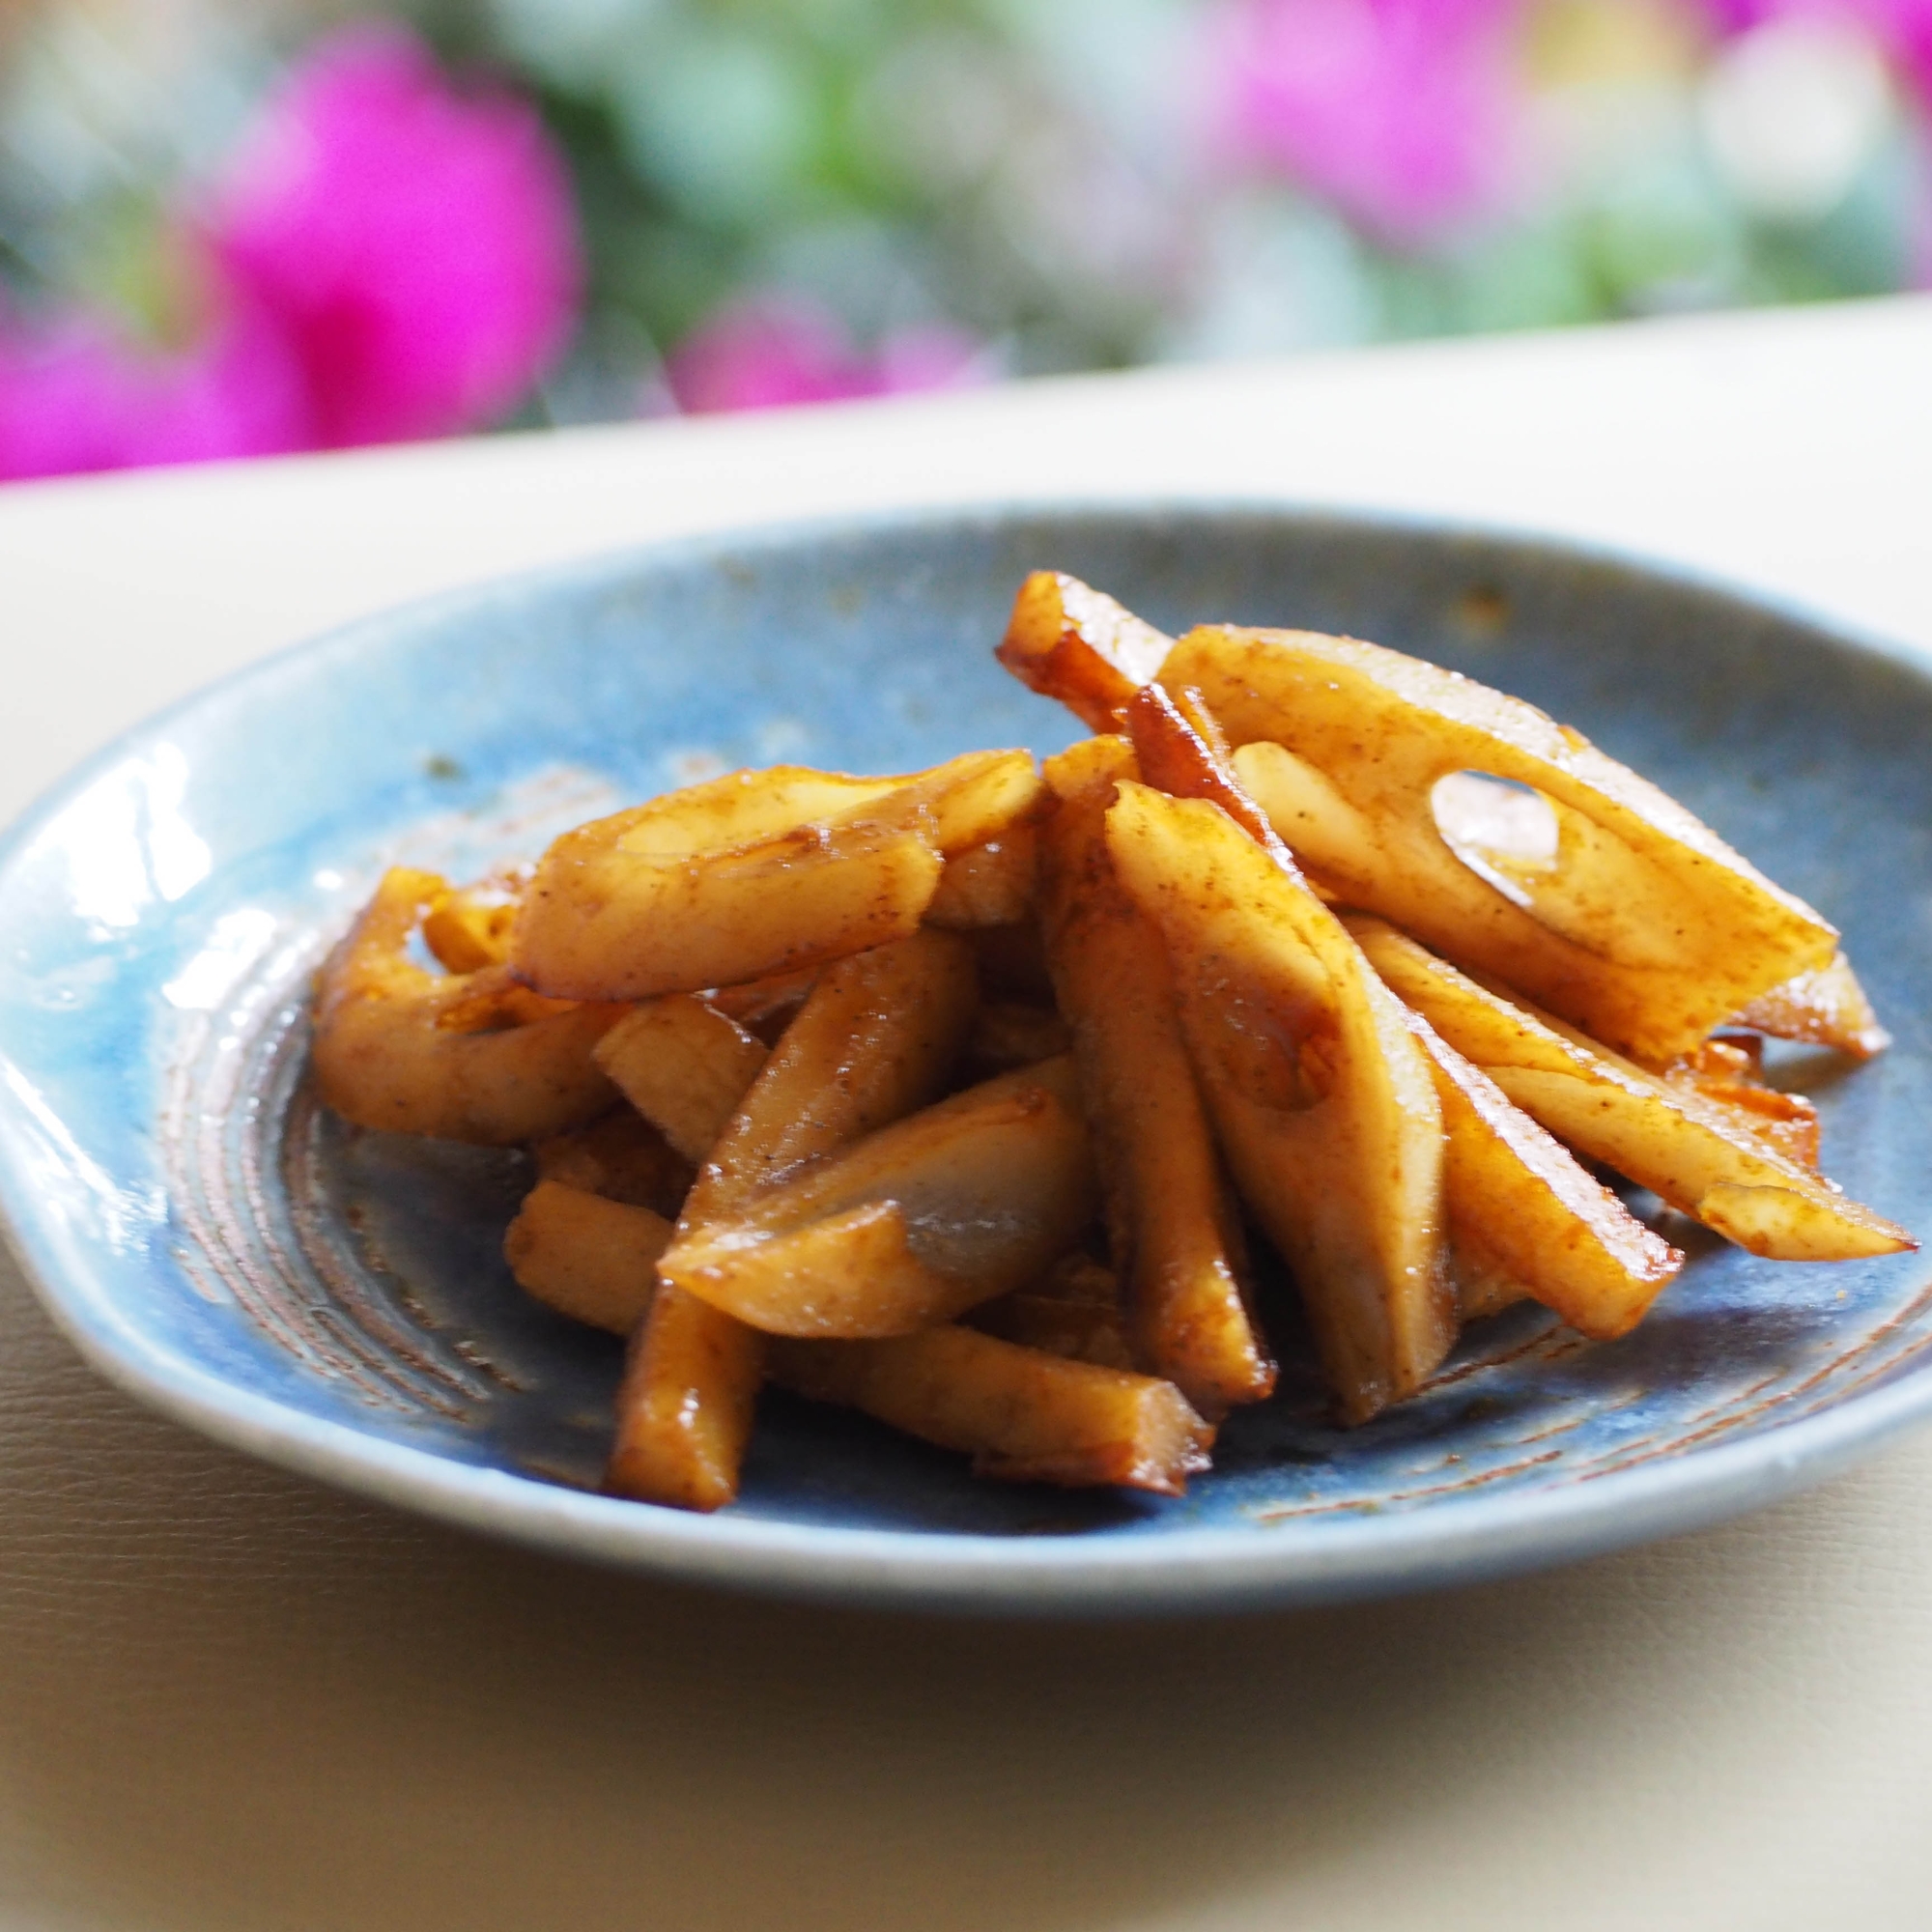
506, 1179, 674, 1335
1124, 682, 1287, 859
421, 873, 526, 974
863, 748, 1045, 853
686, 928, 980, 1216
1733, 952, 1890, 1061
607, 1287, 766, 1513
1666, 1035, 1820, 1172
996, 570, 1175, 730
533, 1110, 692, 1216
522, 811, 942, 1005
1108, 784, 1454, 1423
493, 1264, 1205, 1496
606, 928, 980, 1510
513, 751, 1041, 1003
924, 826, 1039, 929
1170, 623, 1840, 1065
1409, 1017, 1684, 1339
1352, 918, 1913, 1263
1038, 732, 1273, 1419
769, 1325, 1212, 1496
972, 1255, 1136, 1370
311, 867, 623, 1145
504, 1208, 1180, 1494
593, 995, 769, 1165
661, 1058, 1096, 1338
1123, 679, 1684, 1342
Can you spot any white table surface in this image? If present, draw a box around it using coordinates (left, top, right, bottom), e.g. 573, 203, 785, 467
4, 296, 1931, 1932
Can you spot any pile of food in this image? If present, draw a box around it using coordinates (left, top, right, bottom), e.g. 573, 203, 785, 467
309, 572, 1913, 1511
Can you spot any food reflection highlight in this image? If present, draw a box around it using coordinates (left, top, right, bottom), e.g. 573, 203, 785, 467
307, 573, 1912, 1513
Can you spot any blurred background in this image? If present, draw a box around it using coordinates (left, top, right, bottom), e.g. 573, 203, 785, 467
0, 0, 1924, 481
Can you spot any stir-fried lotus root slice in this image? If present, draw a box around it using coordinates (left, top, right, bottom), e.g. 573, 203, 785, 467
972, 1254, 1136, 1370
1120, 681, 1685, 1342
1407, 1018, 1685, 1338
1037, 732, 1273, 1420
1106, 782, 1454, 1424
1352, 919, 1913, 1263
513, 751, 1042, 1002
593, 995, 769, 1164
1161, 626, 1840, 1066
770, 1326, 1210, 1496
312, 867, 623, 1145
534, 1110, 692, 1214
925, 823, 1040, 929
606, 928, 980, 1512
996, 571, 1175, 730
505, 1180, 674, 1335
1733, 952, 1890, 1061
661, 1057, 1098, 1339
1106, 696, 1452, 1418
1665, 1034, 1821, 1172
420, 868, 527, 973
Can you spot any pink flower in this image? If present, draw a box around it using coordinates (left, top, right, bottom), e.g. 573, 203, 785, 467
1853, 0, 1932, 78
0, 300, 309, 482
0, 23, 582, 481
668, 298, 986, 414
207, 24, 582, 446
1208, 0, 1524, 247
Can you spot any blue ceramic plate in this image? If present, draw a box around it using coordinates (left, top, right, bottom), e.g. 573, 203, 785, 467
3, 504, 1930, 1615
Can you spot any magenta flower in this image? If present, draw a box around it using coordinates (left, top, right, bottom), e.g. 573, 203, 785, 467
207, 24, 582, 446
0, 300, 309, 482
1857, 0, 1932, 86
1208, 0, 1524, 247
668, 298, 986, 414
0, 23, 582, 481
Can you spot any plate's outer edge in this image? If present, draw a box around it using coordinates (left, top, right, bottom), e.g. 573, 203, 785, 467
5, 497, 1932, 1617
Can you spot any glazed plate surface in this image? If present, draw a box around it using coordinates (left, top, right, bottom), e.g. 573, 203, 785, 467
3, 504, 1930, 1614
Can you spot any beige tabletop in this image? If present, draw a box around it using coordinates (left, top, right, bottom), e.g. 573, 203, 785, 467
4, 297, 1932, 1932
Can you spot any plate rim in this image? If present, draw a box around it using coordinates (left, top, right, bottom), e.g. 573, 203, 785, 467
5, 495, 1931, 1616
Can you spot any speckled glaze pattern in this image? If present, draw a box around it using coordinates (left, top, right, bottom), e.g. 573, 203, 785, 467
3, 504, 1931, 1614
